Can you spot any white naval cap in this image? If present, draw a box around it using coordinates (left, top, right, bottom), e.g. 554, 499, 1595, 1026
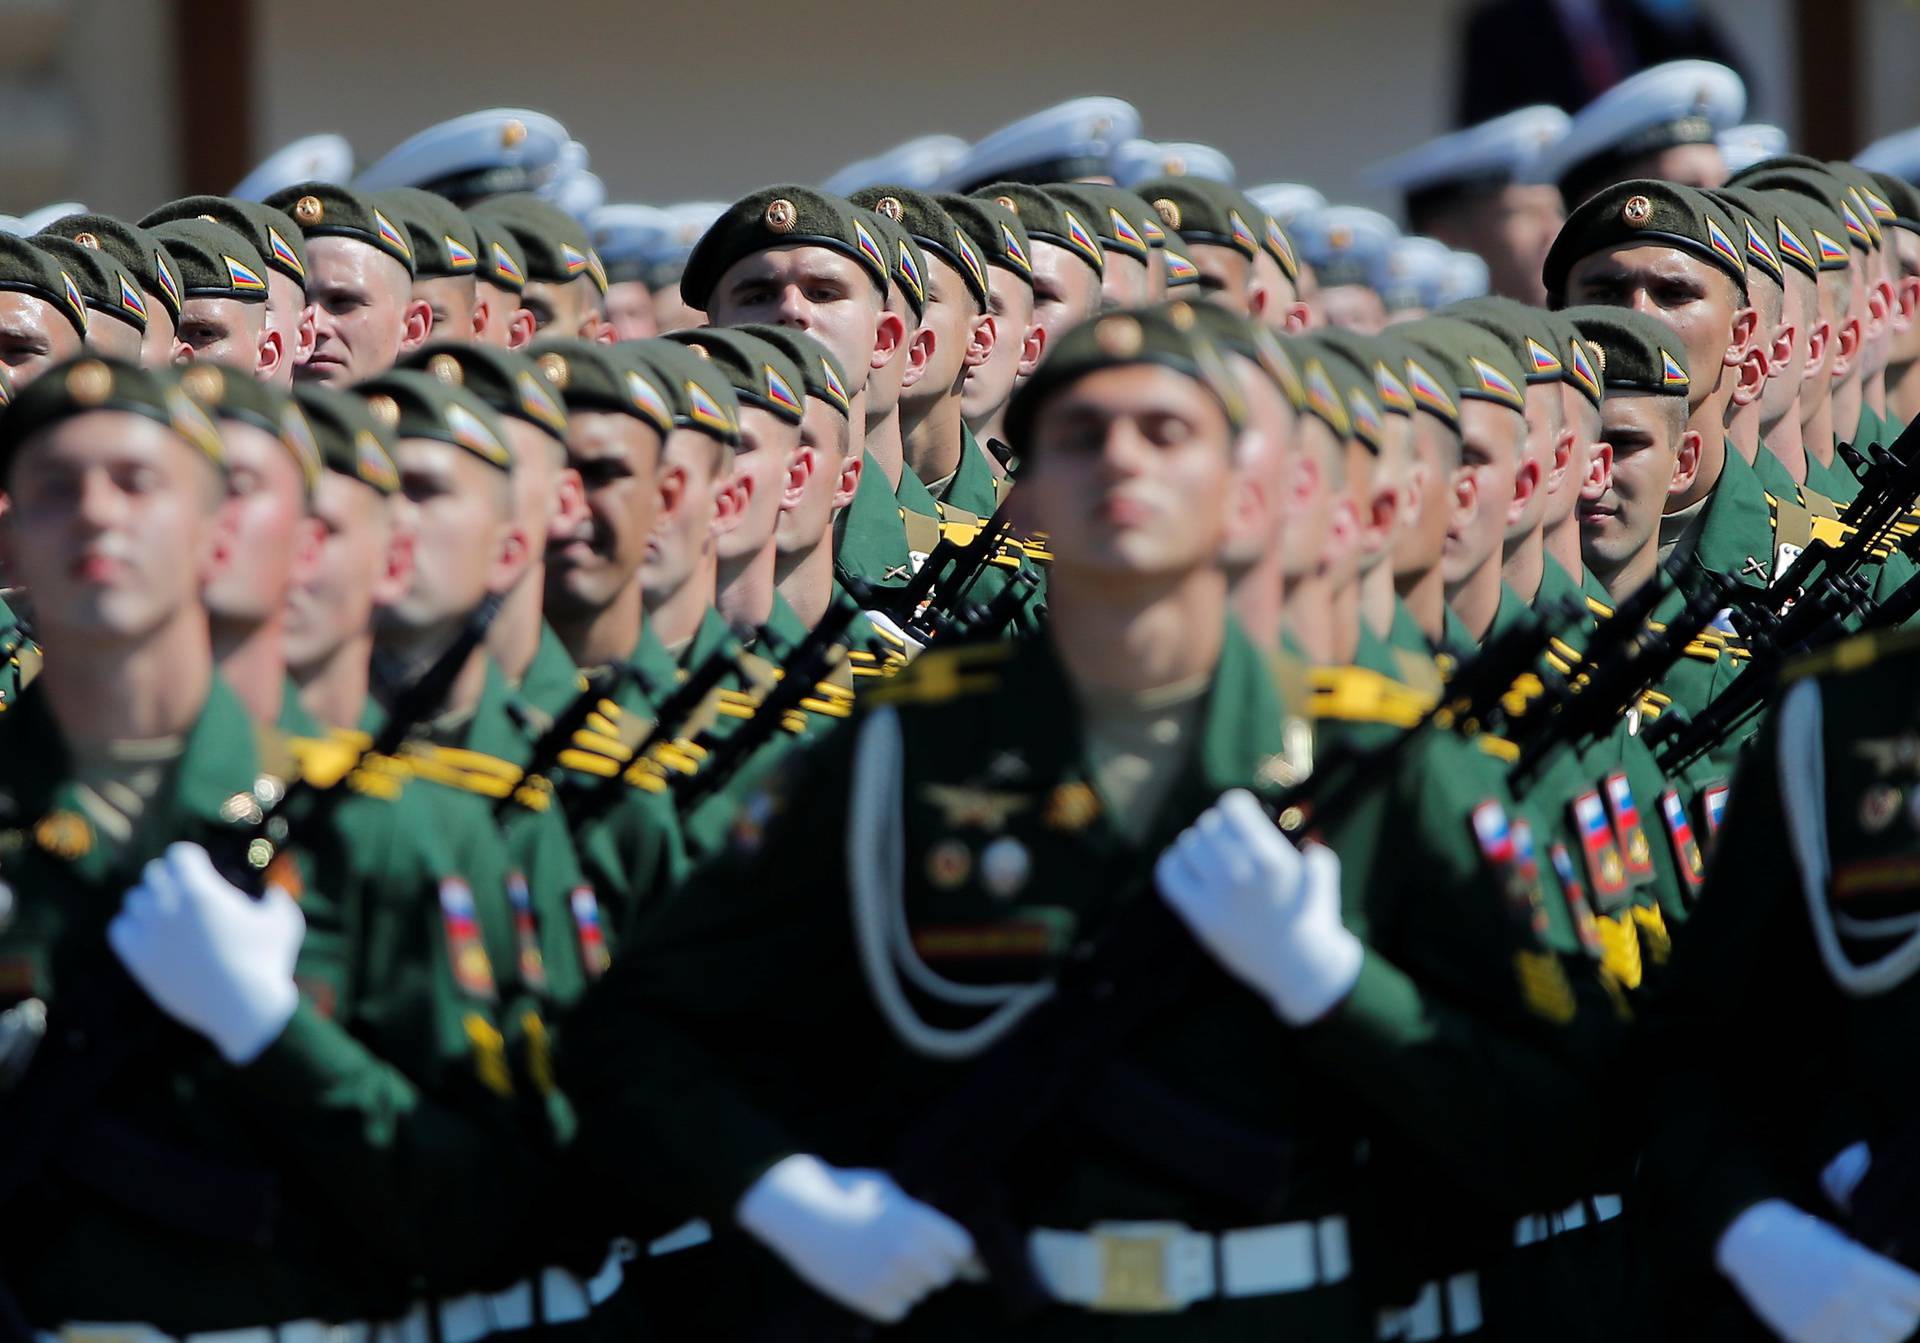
1536, 60, 1746, 196
1366, 105, 1570, 208
1376, 236, 1455, 313
354, 108, 571, 204
1109, 139, 1236, 187
12, 202, 88, 236
1717, 123, 1789, 177
1245, 183, 1327, 228
935, 96, 1141, 191
590, 204, 676, 285
1289, 206, 1401, 290
537, 144, 603, 219
1436, 250, 1492, 306
0, 216, 18, 237
230, 134, 354, 202
822, 135, 971, 197
1856, 127, 1920, 184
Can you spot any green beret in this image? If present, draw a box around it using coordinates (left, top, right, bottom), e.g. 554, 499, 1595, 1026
33, 236, 147, 334
1714, 187, 1819, 281
371, 189, 482, 282
1305, 338, 1387, 453
37, 214, 184, 319
935, 193, 1034, 288
147, 218, 270, 304
680, 185, 892, 311
1133, 178, 1263, 262
1866, 171, 1920, 236
627, 338, 743, 447
847, 187, 989, 311
1281, 336, 1356, 440
0, 234, 89, 337
0, 357, 223, 479
1542, 311, 1605, 409
177, 362, 321, 494
398, 342, 569, 440
1728, 164, 1863, 265
1256, 208, 1300, 281
1700, 189, 1784, 286
1185, 302, 1309, 412
293, 382, 400, 495
523, 338, 671, 436
968, 183, 1105, 275
355, 369, 513, 471
140, 197, 308, 286
469, 211, 527, 293
1392, 316, 1531, 423
664, 327, 808, 427
263, 181, 416, 276
1316, 329, 1418, 420
1442, 294, 1571, 386
729, 323, 853, 419
1047, 185, 1153, 263
1561, 306, 1692, 398
856, 206, 929, 318
1821, 160, 1889, 248
1543, 180, 1748, 304
467, 194, 604, 293
1005, 302, 1244, 451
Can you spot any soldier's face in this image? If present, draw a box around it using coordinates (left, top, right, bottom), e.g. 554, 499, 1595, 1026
1510, 382, 1561, 542
177, 297, 266, 373
604, 281, 658, 341
1281, 415, 1340, 582
475, 281, 523, 348
1026, 242, 1100, 373
1099, 252, 1151, 310
85, 313, 145, 363
1317, 284, 1388, 335
0, 292, 86, 388
1022, 363, 1238, 581
413, 276, 478, 345
1189, 245, 1252, 316
776, 398, 848, 555
302, 238, 411, 387
649, 281, 703, 335
720, 405, 799, 566
285, 471, 397, 674
502, 419, 569, 569
1221, 354, 1294, 572
266, 273, 313, 386
382, 437, 509, 634
1395, 413, 1461, 580
963, 268, 1034, 423
1564, 246, 1741, 411
640, 430, 725, 609
902, 256, 982, 413
1442, 400, 1523, 585
523, 276, 605, 341
1430, 186, 1564, 307
546, 410, 662, 617
707, 247, 884, 399
204, 420, 316, 624
0, 412, 222, 645
140, 299, 178, 369
1580, 396, 1684, 578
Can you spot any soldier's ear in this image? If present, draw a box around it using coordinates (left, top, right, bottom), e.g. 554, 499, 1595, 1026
783, 445, 815, 509
1831, 312, 1862, 379
899, 323, 935, 389
1670, 429, 1704, 498
871, 309, 908, 370
833, 446, 863, 512
1582, 440, 1613, 501
1803, 317, 1833, 381
254, 323, 286, 383
966, 311, 996, 369
1281, 301, 1312, 334
470, 292, 493, 343
398, 298, 434, 355
1726, 304, 1760, 367
506, 306, 538, 351
1017, 320, 1047, 379
294, 304, 317, 366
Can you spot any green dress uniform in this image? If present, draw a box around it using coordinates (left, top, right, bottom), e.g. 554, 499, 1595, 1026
0, 593, 41, 716
517, 622, 591, 727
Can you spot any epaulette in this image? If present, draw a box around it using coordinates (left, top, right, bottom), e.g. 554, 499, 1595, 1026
394, 741, 549, 809
1474, 733, 1521, 764
1586, 595, 1615, 620
863, 641, 1014, 708
1637, 687, 1673, 721
1544, 634, 1584, 677
1308, 664, 1433, 729
285, 730, 407, 801
1782, 623, 1920, 685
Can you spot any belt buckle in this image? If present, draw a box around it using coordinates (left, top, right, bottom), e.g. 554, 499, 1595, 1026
1091, 1221, 1192, 1313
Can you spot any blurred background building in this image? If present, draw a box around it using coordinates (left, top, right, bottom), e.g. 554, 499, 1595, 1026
6, 0, 1920, 218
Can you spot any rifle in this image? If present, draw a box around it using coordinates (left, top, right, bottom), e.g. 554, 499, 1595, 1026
672, 592, 871, 814
0, 592, 503, 1226
495, 663, 653, 820
781, 600, 1576, 1334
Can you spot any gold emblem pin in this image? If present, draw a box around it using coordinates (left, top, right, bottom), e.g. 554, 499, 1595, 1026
539, 353, 570, 389
426, 352, 464, 386
1095, 315, 1144, 356
765, 199, 798, 234
73, 232, 99, 249
1622, 195, 1654, 227
1153, 198, 1182, 231
995, 195, 1019, 216
294, 195, 324, 226
365, 393, 400, 429
501, 118, 528, 149
33, 811, 91, 860
874, 196, 904, 221
64, 360, 113, 406
925, 839, 972, 890
179, 363, 224, 404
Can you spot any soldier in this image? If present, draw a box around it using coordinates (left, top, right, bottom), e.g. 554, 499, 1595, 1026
952, 193, 1042, 454
141, 196, 316, 384
468, 194, 608, 341
1368, 104, 1570, 307
145, 219, 282, 379
1133, 177, 1267, 318
265, 181, 428, 386
1291, 208, 1401, 336
39, 212, 187, 368
352, 107, 572, 206
589, 202, 674, 341
31, 235, 149, 363
1866, 170, 1920, 431
376, 187, 488, 345
1536, 58, 1746, 207
0, 235, 91, 386
1049, 183, 1156, 309
1274, 336, 1365, 664
967, 183, 1105, 381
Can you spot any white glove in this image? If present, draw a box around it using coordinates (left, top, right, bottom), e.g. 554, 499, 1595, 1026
1155, 789, 1363, 1025
1716, 1198, 1920, 1343
736, 1153, 976, 1323
1823, 1142, 1873, 1214
107, 841, 303, 1065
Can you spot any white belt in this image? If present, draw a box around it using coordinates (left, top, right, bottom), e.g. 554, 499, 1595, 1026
1376, 1273, 1483, 1341
49, 1325, 369, 1343
1512, 1193, 1623, 1248
376, 1238, 634, 1343
1028, 1216, 1349, 1313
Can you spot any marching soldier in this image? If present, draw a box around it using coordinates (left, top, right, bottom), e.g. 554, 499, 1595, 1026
141, 195, 315, 384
